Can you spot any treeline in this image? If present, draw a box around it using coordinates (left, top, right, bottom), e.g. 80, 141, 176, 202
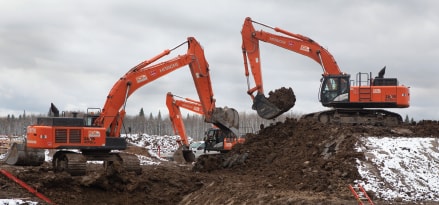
0, 109, 417, 141
0, 109, 297, 141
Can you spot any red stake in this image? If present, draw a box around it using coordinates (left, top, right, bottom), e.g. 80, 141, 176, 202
0, 169, 54, 204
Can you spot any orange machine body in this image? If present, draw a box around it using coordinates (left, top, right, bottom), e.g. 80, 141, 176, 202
348, 85, 410, 108
26, 125, 106, 149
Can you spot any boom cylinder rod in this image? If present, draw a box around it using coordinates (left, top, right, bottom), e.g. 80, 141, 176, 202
316, 51, 327, 75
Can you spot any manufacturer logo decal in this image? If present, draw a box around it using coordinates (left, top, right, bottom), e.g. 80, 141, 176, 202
300, 45, 310, 52
88, 130, 101, 138
136, 75, 148, 83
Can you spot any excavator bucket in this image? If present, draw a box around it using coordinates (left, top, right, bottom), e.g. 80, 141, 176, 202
182, 149, 195, 163
173, 145, 195, 163
253, 87, 296, 119
3, 143, 45, 166
210, 107, 240, 136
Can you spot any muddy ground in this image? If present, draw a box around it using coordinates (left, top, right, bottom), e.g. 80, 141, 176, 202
1, 119, 439, 205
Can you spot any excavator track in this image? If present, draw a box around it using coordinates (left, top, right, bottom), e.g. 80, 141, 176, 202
52, 151, 141, 176
302, 108, 402, 126
117, 153, 142, 175
52, 151, 86, 176
1, 143, 45, 166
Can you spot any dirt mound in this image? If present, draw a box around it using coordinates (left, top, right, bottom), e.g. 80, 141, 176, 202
194, 119, 363, 198
1, 162, 205, 205
2, 120, 439, 204
411, 120, 439, 136
192, 118, 439, 202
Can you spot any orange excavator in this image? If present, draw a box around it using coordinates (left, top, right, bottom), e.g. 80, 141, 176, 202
166, 92, 242, 162
4, 37, 239, 175
241, 17, 410, 125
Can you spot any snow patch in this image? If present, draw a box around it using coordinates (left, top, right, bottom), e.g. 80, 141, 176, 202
356, 137, 439, 202
0, 199, 38, 205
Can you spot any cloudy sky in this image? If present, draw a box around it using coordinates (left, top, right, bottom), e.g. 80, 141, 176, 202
1, 1, 438, 121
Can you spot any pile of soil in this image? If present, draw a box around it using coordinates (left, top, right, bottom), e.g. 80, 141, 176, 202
192, 119, 362, 203
1, 119, 438, 205
267, 87, 296, 112
1, 160, 204, 204
191, 119, 439, 204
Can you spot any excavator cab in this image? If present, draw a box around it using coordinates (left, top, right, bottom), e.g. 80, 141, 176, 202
320, 75, 350, 107
85, 108, 101, 126
204, 127, 238, 153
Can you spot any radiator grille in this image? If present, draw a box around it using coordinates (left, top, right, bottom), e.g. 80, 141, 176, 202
55, 129, 67, 143
69, 129, 81, 143
55, 128, 82, 144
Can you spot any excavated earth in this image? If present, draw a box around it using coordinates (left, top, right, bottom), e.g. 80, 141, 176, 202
267, 87, 296, 112
1, 119, 439, 205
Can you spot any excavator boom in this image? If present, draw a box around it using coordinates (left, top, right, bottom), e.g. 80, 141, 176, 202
95, 35, 239, 138
95, 38, 203, 137
243, 18, 343, 76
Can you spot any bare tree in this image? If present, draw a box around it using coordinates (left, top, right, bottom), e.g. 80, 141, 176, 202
0, 110, 302, 139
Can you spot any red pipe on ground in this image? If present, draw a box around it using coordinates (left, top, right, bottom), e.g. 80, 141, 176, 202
0, 169, 54, 204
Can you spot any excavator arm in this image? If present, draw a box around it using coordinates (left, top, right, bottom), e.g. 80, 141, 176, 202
241, 17, 298, 119
166, 92, 203, 147
96, 36, 239, 139
166, 92, 204, 162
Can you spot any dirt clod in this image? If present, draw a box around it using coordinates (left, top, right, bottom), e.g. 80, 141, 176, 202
267, 87, 296, 112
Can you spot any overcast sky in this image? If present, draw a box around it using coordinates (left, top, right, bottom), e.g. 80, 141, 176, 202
1, 0, 438, 121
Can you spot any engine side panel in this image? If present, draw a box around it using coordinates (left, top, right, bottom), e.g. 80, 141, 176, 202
26, 126, 107, 149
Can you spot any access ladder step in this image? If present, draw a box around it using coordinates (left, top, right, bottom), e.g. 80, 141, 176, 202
348, 184, 375, 205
